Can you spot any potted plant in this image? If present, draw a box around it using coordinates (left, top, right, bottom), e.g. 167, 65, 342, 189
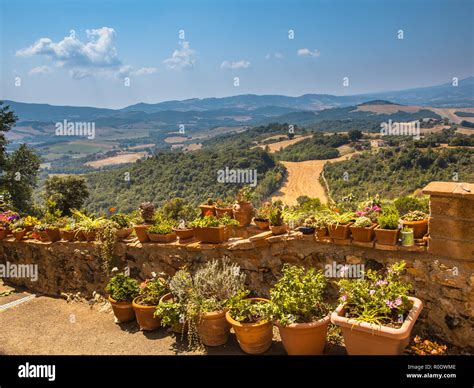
375, 207, 400, 245
218, 214, 240, 239
401, 210, 428, 239
331, 261, 423, 355
270, 264, 331, 355
400, 226, 414, 247
199, 198, 216, 217
146, 220, 177, 243
233, 186, 255, 227
225, 291, 273, 354
173, 220, 194, 240
350, 216, 377, 243
34, 223, 49, 242
11, 220, 26, 241
60, 222, 76, 242
268, 206, 287, 235
105, 271, 140, 323
23, 216, 40, 232
253, 203, 271, 230
215, 198, 234, 218
313, 213, 331, 240
134, 202, 156, 243
72, 209, 104, 242
0, 211, 19, 237
327, 212, 354, 240
190, 216, 227, 243
298, 217, 316, 235
111, 213, 133, 240
132, 276, 169, 331
45, 222, 63, 242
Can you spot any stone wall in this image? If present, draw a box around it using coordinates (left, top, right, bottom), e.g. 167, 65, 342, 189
0, 181, 472, 351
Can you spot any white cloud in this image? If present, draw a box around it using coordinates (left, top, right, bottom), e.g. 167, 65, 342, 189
297, 48, 320, 58
163, 41, 196, 70
17, 27, 157, 79
220, 60, 251, 70
28, 65, 52, 75
265, 52, 283, 60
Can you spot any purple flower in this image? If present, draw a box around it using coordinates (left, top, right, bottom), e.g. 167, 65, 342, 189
369, 289, 375, 296
376, 280, 387, 286
385, 300, 395, 309
394, 297, 402, 307
341, 295, 348, 302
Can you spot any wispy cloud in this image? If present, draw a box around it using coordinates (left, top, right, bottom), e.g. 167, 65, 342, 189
133, 67, 159, 76
17, 27, 157, 79
220, 60, 250, 70
297, 48, 320, 58
265, 52, 283, 60
28, 65, 52, 75
163, 41, 196, 70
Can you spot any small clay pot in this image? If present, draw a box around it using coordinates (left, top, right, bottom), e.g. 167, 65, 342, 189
108, 296, 136, 323
134, 224, 150, 243
45, 227, 61, 242
253, 218, 269, 230
375, 227, 400, 245
328, 223, 352, 240
402, 220, 428, 239
198, 310, 231, 346
147, 232, 177, 243
215, 207, 234, 218
350, 223, 377, 243
0, 228, 8, 240
132, 296, 161, 331
60, 230, 75, 242
12, 229, 26, 242
116, 228, 133, 240
233, 202, 254, 227
270, 224, 288, 235
316, 227, 328, 240
173, 228, 194, 240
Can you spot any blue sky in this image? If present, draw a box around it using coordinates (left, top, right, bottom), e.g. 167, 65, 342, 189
0, 0, 472, 108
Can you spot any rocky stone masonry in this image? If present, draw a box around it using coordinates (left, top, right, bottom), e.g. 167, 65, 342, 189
0, 182, 472, 351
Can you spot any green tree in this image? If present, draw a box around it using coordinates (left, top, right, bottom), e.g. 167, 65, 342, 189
0, 102, 18, 180
348, 129, 363, 141
44, 175, 90, 215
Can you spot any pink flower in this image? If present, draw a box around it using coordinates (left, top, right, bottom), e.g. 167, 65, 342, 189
369, 290, 375, 296
341, 295, 348, 302
376, 280, 387, 286
394, 297, 402, 307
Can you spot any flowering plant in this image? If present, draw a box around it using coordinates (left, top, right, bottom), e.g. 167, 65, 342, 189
137, 276, 168, 306
337, 261, 413, 327
355, 205, 381, 223
0, 211, 20, 227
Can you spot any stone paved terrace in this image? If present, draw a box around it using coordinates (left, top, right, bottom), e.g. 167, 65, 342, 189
0, 181, 473, 353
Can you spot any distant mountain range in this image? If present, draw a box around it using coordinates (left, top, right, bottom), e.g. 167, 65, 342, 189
5, 77, 474, 125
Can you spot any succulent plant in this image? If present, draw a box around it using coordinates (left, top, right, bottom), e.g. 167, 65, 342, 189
139, 202, 156, 224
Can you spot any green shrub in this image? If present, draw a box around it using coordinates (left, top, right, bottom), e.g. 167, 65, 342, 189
394, 195, 429, 215
105, 272, 140, 302
147, 220, 176, 234
353, 216, 372, 228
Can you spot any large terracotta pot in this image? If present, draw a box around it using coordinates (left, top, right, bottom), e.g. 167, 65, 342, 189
60, 230, 75, 242
193, 226, 226, 243
108, 296, 136, 323
116, 228, 133, 240
350, 223, 377, 243
134, 224, 150, 243
147, 232, 177, 243
84, 231, 96, 242
328, 222, 353, 240
12, 229, 26, 242
253, 218, 269, 230
375, 227, 400, 245
0, 228, 8, 240
198, 310, 231, 346
199, 204, 216, 217
216, 207, 234, 218
233, 202, 254, 227
331, 296, 423, 355
132, 296, 161, 331
402, 220, 428, 239
225, 298, 273, 354
316, 227, 328, 240
173, 228, 194, 240
45, 227, 61, 242
270, 224, 287, 235
276, 314, 331, 355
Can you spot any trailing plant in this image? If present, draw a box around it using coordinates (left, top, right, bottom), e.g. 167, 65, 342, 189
137, 276, 169, 306
337, 261, 413, 327
105, 272, 140, 302
353, 216, 373, 228
269, 264, 330, 326
96, 219, 119, 274
402, 210, 428, 222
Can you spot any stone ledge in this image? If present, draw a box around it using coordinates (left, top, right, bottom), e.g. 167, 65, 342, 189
423, 181, 474, 199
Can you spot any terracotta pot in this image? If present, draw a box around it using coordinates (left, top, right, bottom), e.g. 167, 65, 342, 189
375, 227, 400, 245
350, 223, 377, 243
402, 220, 428, 239
132, 296, 161, 331
37, 230, 49, 242
233, 202, 254, 227
159, 293, 187, 334
316, 227, 328, 240
215, 207, 234, 218
147, 232, 177, 243
108, 296, 136, 323
276, 314, 331, 355
116, 228, 133, 240
193, 226, 226, 243
134, 224, 150, 243
328, 222, 353, 239
12, 229, 26, 242
60, 230, 75, 242
0, 228, 7, 240
225, 298, 273, 354
199, 204, 216, 217
45, 227, 61, 242
24, 225, 34, 233
270, 224, 287, 235
253, 218, 269, 230
173, 228, 194, 240
74, 230, 86, 241
84, 231, 96, 242
331, 296, 423, 355
198, 310, 231, 346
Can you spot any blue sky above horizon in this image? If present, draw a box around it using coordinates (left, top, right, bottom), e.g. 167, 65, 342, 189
0, 0, 472, 108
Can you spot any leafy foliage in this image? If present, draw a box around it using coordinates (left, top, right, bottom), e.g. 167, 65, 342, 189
137, 277, 169, 306
43, 175, 89, 216
105, 272, 140, 302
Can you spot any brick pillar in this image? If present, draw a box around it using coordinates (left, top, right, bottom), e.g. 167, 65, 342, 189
423, 181, 474, 261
